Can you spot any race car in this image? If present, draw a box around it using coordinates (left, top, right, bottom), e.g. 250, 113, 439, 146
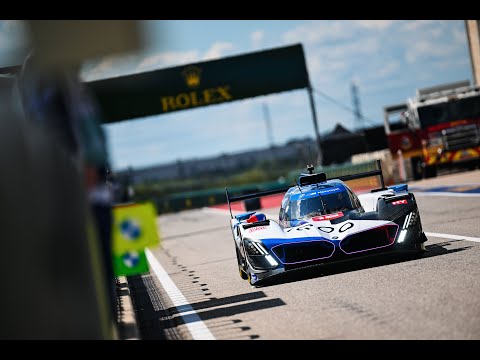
225, 160, 427, 286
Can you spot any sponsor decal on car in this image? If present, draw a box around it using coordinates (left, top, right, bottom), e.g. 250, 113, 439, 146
312, 212, 344, 221
392, 199, 408, 205
248, 226, 268, 233
318, 187, 342, 194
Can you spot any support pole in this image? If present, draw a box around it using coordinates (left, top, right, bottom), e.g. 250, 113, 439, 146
307, 85, 322, 165
377, 159, 386, 189
263, 102, 274, 148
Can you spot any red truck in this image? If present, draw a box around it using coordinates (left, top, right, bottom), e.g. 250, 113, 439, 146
384, 80, 480, 180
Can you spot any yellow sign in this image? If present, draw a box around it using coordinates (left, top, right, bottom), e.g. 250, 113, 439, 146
112, 202, 160, 253
159, 65, 234, 112
182, 66, 202, 88
160, 86, 232, 112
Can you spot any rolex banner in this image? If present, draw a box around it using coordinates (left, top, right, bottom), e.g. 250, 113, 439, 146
87, 44, 310, 123
112, 202, 160, 276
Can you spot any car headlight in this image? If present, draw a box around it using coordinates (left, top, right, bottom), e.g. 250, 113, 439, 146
244, 239, 267, 256
243, 239, 278, 269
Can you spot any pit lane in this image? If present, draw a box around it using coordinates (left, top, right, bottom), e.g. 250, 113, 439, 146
137, 169, 480, 339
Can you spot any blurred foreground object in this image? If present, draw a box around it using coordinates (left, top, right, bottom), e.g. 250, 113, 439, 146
17, 50, 120, 322
25, 20, 143, 69
0, 20, 145, 339
0, 82, 112, 339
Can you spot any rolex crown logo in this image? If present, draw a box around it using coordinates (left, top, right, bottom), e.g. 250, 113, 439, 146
182, 66, 202, 88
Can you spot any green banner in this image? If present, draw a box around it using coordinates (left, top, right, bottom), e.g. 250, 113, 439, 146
113, 249, 149, 276
87, 44, 309, 123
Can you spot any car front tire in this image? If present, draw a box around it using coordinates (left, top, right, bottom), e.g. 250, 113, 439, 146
236, 247, 248, 280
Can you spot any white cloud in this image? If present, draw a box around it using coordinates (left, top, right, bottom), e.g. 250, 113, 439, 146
251, 30, 264, 49
326, 37, 379, 60
400, 20, 435, 32
81, 57, 115, 81
302, 36, 379, 86
283, 20, 397, 47
263, 90, 306, 108
376, 61, 400, 79
137, 50, 199, 71
304, 52, 348, 87
400, 21, 456, 42
405, 40, 458, 64
354, 20, 396, 30
137, 41, 234, 72
89, 57, 115, 74
434, 57, 469, 70
282, 20, 355, 45
202, 41, 235, 60
282, 21, 381, 88
81, 53, 139, 81
361, 76, 409, 94
83, 40, 234, 81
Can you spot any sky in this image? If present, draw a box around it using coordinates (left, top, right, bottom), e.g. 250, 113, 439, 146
0, 20, 472, 171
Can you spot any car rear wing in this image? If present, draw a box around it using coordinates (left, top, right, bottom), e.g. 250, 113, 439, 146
336, 159, 386, 189
225, 159, 386, 218
225, 186, 291, 219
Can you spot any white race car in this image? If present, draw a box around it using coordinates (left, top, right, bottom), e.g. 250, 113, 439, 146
226, 160, 427, 286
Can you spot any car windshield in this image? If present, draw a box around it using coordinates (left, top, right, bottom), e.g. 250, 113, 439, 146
290, 191, 354, 220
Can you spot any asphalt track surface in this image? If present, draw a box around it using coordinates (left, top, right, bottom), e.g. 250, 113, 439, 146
140, 170, 480, 340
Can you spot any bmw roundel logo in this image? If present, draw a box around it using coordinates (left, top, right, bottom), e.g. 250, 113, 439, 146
122, 251, 140, 268
120, 218, 141, 241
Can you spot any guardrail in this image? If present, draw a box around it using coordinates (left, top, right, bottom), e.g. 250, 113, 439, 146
140, 160, 387, 214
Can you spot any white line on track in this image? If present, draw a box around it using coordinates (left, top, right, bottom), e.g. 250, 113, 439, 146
411, 183, 480, 188
145, 248, 216, 340
413, 191, 480, 197
425, 232, 480, 243
202, 208, 480, 244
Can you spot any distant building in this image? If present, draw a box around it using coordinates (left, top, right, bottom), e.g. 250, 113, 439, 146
363, 125, 390, 152
321, 124, 368, 165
